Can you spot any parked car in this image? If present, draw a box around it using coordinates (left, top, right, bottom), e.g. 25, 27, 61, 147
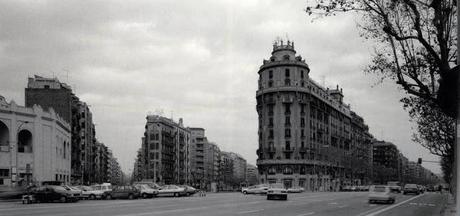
62, 185, 82, 199
93, 183, 112, 193
75, 185, 104, 200
368, 185, 395, 204
104, 185, 140, 200
287, 187, 304, 193
157, 185, 187, 197
133, 184, 158, 198
242, 184, 269, 194
32, 185, 79, 203
403, 184, 420, 195
0, 185, 36, 200
180, 185, 197, 196
267, 184, 288, 200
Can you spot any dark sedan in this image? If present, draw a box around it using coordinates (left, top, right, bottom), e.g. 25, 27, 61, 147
104, 185, 140, 200
32, 185, 79, 203
403, 184, 420, 195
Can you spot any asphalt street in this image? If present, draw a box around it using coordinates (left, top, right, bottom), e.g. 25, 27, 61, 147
0, 192, 448, 216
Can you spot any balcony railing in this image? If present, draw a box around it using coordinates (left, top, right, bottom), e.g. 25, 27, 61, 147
282, 147, 295, 152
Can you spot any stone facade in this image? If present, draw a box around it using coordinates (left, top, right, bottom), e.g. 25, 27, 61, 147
0, 96, 71, 186
256, 40, 372, 191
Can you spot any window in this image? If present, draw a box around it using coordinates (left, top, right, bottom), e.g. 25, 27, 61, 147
285, 69, 290, 77
285, 141, 290, 149
44, 85, 50, 89
285, 104, 291, 115
285, 129, 291, 138
269, 130, 274, 139
0, 169, 9, 177
285, 116, 290, 126
301, 129, 305, 138
268, 80, 273, 87
285, 79, 291, 86
301, 118, 305, 127
268, 105, 274, 116
301, 70, 304, 78
268, 118, 273, 126
269, 70, 273, 79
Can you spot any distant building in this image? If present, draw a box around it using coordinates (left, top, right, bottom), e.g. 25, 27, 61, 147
219, 151, 234, 190
372, 140, 399, 184
0, 96, 71, 186
141, 115, 190, 184
25, 75, 97, 184
94, 142, 109, 184
228, 152, 247, 184
246, 164, 258, 185
189, 128, 220, 189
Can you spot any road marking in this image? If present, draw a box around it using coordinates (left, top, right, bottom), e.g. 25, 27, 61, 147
363, 194, 424, 216
296, 212, 315, 216
338, 205, 348, 208
237, 209, 264, 214
328, 202, 338, 205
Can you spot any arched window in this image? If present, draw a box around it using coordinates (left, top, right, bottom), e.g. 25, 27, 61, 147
18, 130, 32, 153
0, 121, 9, 152
283, 55, 290, 60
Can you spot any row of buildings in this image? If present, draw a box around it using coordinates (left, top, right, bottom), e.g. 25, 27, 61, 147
373, 141, 439, 185
0, 76, 122, 187
132, 115, 257, 191
255, 40, 439, 191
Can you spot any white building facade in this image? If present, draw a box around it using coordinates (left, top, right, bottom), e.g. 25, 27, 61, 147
0, 96, 71, 186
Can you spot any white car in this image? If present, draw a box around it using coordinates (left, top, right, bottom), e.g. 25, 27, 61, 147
267, 184, 288, 200
133, 184, 159, 198
242, 185, 269, 194
157, 185, 187, 197
368, 185, 396, 204
75, 185, 104, 200
287, 187, 304, 193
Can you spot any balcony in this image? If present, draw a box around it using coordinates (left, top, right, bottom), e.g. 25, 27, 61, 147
299, 147, 308, 152
282, 147, 295, 152
265, 98, 276, 104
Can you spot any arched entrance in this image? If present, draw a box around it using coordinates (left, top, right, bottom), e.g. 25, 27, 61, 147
17, 130, 32, 153
0, 121, 9, 152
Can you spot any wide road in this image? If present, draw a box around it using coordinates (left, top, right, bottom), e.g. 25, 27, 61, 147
0, 192, 448, 216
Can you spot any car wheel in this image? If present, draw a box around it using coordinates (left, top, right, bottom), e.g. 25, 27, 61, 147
243, 191, 247, 195
267, 195, 271, 200
142, 193, 148, 199
89, 194, 96, 200
106, 195, 112, 200
60, 196, 67, 203
128, 194, 134, 200
174, 193, 179, 197
186, 192, 190, 196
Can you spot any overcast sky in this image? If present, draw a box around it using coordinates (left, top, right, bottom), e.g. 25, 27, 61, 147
0, 0, 441, 174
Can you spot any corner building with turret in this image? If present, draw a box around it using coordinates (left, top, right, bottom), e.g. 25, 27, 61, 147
256, 40, 373, 191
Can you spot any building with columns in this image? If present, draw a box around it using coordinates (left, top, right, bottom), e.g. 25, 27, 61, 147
256, 40, 373, 191
0, 95, 71, 186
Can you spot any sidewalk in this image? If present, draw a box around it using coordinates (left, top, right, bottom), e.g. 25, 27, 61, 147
442, 193, 457, 216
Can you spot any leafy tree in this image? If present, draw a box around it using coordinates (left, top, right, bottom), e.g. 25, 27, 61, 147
306, 0, 457, 182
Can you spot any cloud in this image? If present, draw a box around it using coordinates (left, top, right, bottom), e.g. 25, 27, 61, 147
0, 0, 441, 174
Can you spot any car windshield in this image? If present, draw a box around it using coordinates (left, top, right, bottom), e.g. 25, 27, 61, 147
51, 186, 66, 191
81, 186, 92, 191
405, 184, 417, 188
372, 186, 387, 192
